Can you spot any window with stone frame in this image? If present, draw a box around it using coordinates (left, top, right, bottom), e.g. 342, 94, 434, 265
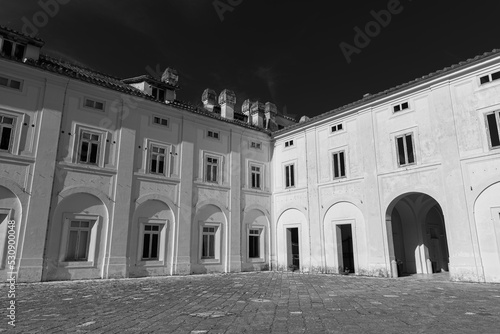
396, 133, 415, 167
78, 131, 101, 165
142, 224, 161, 260
486, 110, 500, 149
0, 115, 15, 152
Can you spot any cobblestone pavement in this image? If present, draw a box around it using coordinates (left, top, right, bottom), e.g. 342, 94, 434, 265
1, 272, 500, 333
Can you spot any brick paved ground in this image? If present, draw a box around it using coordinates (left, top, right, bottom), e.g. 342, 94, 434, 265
1, 272, 500, 333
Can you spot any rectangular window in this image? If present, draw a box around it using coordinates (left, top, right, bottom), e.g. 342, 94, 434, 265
250, 141, 262, 149
14, 44, 25, 60
152, 87, 166, 101
331, 123, 343, 133
0, 115, 15, 151
142, 224, 160, 260
0, 75, 23, 90
66, 220, 91, 261
480, 71, 500, 85
284, 140, 294, 148
332, 151, 346, 179
79, 131, 100, 165
250, 165, 261, 189
396, 133, 415, 166
1, 40, 25, 60
149, 144, 167, 175
207, 130, 220, 139
84, 98, 105, 111
486, 111, 500, 148
285, 164, 295, 188
153, 116, 168, 127
248, 229, 260, 258
206, 156, 219, 183
202, 226, 216, 259
393, 102, 410, 113
1, 40, 13, 56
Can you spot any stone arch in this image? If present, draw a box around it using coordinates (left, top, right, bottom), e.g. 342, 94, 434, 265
473, 181, 500, 282
276, 208, 309, 272
135, 193, 178, 225
385, 192, 449, 277
56, 186, 112, 213
129, 197, 175, 278
241, 207, 271, 272
43, 191, 109, 281
276, 205, 308, 224
191, 203, 228, 274
0, 185, 22, 271
322, 201, 367, 275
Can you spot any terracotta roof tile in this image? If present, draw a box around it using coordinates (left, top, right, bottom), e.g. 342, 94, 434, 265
1, 53, 270, 134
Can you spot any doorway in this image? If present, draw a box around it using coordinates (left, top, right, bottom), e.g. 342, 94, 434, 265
286, 228, 299, 271
337, 224, 355, 273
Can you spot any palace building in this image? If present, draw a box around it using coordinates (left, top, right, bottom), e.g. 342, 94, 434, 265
1, 26, 499, 283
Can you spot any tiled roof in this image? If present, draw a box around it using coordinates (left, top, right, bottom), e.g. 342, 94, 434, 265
1, 53, 271, 134
0, 25, 44, 46
122, 74, 180, 90
273, 49, 500, 136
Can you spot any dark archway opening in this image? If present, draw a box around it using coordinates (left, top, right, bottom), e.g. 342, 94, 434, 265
387, 193, 450, 277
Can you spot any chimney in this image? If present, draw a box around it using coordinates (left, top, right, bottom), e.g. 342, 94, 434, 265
161, 68, 179, 102
202, 88, 217, 112
161, 68, 179, 85
251, 101, 265, 128
242, 99, 253, 123
219, 89, 236, 120
265, 102, 277, 128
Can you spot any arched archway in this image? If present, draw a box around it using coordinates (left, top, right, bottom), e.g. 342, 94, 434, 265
129, 199, 174, 278
323, 202, 367, 274
276, 208, 309, 272
241, 208, 270, 272
386, 192, 450, 277
474, 182, 500, 282
0, 186, 22, 271
191, 204, 228, 274
44, 192, 108, 281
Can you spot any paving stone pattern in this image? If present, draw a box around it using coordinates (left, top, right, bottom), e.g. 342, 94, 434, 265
1, 272, 500, 333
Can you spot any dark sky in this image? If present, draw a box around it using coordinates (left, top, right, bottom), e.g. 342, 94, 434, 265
1, 0, 499, 119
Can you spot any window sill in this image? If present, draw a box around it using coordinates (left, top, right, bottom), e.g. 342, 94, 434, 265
58, 261, 95, 268
247, 258, 265, 263
137, 260, 165, 267
390, 108, 415, 119
397, 162, 417, 169
134, 172, 181, 184
329, 130, 345, 137
0, 152, 36, 165
199, 258, 221, 265
194, 181, 231, 191
58, 162, 117, 176
242, 187, 271, 196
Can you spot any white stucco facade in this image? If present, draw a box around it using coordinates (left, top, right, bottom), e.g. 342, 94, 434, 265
0, 26, 499, 283
272, 55, 500, 282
